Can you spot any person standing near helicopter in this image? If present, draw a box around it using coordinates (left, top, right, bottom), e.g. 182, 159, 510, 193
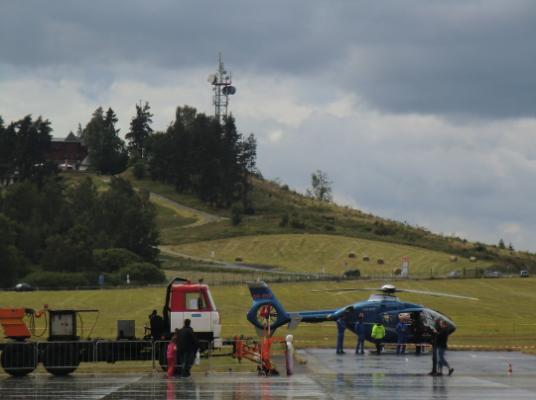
355, 313, 366, 355
436, 319, 454, 376
371, 320, 386, 355
335, 307, 353, 354
396, 314, 410, 355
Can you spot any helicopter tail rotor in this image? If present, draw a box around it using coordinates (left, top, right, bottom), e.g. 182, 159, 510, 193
247, 281, 290, 335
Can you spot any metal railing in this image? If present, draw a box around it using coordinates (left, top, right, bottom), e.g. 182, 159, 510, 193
0, 339, 298, 376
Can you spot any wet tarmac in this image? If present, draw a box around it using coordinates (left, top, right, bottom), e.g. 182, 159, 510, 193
1, 350, 535, 399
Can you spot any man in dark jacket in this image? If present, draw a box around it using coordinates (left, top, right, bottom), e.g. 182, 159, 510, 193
149, 310, 164, 341
178, 319, 199, 377
436, 320, 454, 376
354, 313, 366, 355
428, 319, 440, 376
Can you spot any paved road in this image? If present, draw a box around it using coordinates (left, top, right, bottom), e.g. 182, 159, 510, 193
1, 350, 535, 399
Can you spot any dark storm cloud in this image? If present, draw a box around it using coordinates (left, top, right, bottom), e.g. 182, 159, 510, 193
2, 1, 536, 119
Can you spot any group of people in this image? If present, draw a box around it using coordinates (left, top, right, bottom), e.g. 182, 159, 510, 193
166, 318, 199, 378
336, 312, 454, 376
149, 310, 199, 378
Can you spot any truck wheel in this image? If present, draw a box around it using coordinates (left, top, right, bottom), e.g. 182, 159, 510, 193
43, 343, 80, 376
0, 342, 36, 377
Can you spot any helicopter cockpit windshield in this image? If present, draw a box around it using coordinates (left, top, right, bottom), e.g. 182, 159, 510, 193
368, 294, 399, 302
419, 309, 456, 334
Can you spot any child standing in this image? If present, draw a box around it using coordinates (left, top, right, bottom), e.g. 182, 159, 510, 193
167, 335, 178, 377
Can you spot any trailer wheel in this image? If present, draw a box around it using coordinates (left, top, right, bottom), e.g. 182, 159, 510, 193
43, 343, 80, 376
0, 342, 36, 377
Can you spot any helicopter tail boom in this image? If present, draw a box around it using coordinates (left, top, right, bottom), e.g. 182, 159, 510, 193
246, 281, 338, 335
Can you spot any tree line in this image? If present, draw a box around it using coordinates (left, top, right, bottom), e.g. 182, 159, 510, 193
0, 104, 257, 287
145, 106, 257, 211
0, 176, 161, 288
81, 103, 258, 211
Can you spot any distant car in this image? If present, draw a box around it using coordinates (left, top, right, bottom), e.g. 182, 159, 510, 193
520, 270, 529, 278
483, 270, 501, 278
14, 283, 35, 292
343, 269, 361, 279
447, 270, 462, 278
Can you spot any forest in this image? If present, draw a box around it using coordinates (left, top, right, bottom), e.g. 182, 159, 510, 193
0, 104, 257, 288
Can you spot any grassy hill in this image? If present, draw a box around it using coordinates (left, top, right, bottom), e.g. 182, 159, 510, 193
55, 170, 536, 279
169, 234, 491, 277
114, 170, 536, 275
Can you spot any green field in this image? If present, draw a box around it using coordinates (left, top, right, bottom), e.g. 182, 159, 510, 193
169, 234, 491, 277
2, 278, 536, 350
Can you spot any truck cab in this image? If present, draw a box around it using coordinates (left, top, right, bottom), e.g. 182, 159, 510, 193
163, 278, 222, 348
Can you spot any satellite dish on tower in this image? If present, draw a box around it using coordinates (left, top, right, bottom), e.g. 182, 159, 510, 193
207, 74, 217, 84
222, 85, 236, 95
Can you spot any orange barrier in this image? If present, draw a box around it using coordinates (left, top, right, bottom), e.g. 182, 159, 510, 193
0, 308, 32, 340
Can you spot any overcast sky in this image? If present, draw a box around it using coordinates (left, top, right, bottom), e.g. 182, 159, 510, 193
2, 1, 536, 251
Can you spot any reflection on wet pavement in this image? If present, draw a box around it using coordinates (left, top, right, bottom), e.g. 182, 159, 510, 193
1, 350, 535, 399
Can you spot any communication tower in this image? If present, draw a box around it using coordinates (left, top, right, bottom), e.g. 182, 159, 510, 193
208, 53, 236, 122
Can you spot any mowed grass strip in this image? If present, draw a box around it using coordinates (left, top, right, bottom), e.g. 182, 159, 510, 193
2, 278, 536, 349
171, 234, 491, 277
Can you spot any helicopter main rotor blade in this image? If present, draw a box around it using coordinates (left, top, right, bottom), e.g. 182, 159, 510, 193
311, 288, 379, 293
396, 288, 479, 301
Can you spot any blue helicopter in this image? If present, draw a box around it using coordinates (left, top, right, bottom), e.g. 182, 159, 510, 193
246, 281, 478, 345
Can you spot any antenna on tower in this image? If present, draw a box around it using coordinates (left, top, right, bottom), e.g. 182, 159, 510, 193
208, 52, 236, 122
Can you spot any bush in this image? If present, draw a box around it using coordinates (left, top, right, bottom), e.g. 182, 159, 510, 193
290, 213, 306, 229
231, 206, 242, 226
24, 271, 90, 288
343, 269, 361, 278
132, 160, 147, 180
93, 248, 142, 273
279, 213, 289, 227
118, 262, 166, 284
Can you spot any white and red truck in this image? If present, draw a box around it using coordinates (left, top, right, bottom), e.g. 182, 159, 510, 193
162, 278, 222, 348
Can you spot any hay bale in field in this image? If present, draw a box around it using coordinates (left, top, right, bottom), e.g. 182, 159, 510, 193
393, 267, 402, 276
377, 258, 384, 265
449, 255, 458, 262
235, 256, 243, 262
469, 256, 477, 262
348, 251, 356, 259
362, 255, 370, 262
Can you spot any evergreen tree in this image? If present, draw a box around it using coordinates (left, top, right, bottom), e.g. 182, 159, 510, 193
143, 106, 257, 209
83, 107, 128, 174
0, 213, 27, 288
4, 115, 53, 184
238, 133, 257, 211
0, 116, 15, 185
126, 101, 153, 160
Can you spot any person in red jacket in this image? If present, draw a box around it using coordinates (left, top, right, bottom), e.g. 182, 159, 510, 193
166, 334, 178, 377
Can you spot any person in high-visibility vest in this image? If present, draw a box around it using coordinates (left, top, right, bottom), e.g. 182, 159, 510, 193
371, 321, 386, 355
